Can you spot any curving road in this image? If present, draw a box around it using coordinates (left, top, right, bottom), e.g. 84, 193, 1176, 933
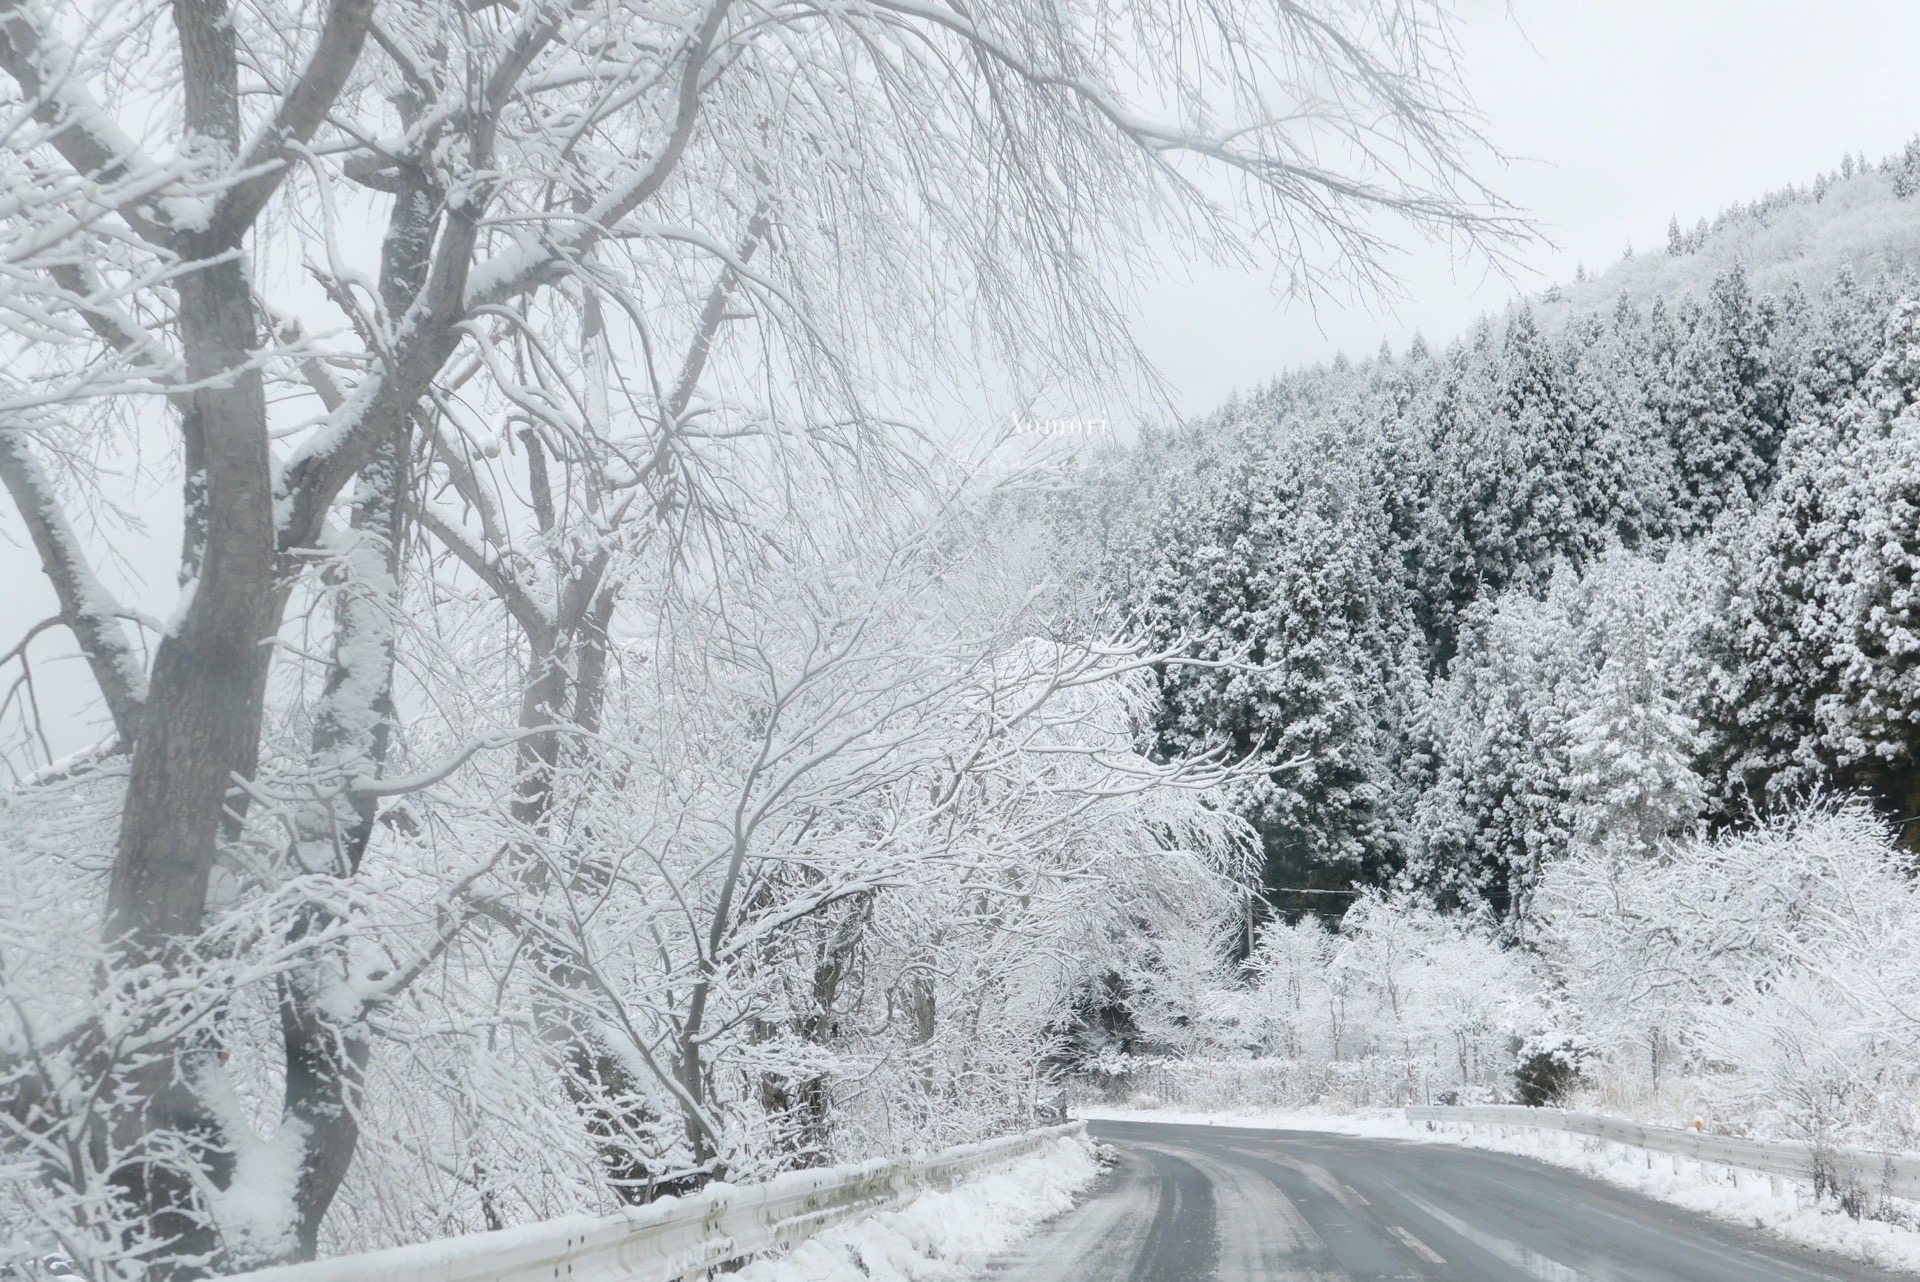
980, 1119, 1911, 1282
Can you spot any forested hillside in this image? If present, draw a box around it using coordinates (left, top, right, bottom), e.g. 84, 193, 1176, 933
1073, 148, 1920, 926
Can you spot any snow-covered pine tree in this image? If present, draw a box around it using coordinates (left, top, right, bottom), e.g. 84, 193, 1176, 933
1135, 410, 1417, 882
1564, 562, 1707, 860
1661, 267, 1797, 534
1698, 290, 1920, 821
1408, 579, 1583, 920
1820, 299, 1920, 813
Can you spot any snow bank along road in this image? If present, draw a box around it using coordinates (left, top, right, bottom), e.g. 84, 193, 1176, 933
981, 1120, 1910, 1281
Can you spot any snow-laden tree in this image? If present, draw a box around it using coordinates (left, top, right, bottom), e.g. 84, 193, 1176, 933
1, 463, 1257, 1268
1563, 554, 1708, 861
1127, 802, 1920, 1141
1702, 295, 1920, 818
1411, 545, 1710, 921
1139, 802, 1920, 1141
1561, 296, 1680, 549
1149, 894, 1542, 1108
1408, 579, 1582, 918
1536, 803, 1920, 1147
0, 0, 1519, 1272
313, 491, 1254, 1227
1659, 267, 1795, 533
1125, 407, 1422, 887
1335, 895, 1539, 1098
1402, 300, 1683, 668
1238, 913, 1337, 1061
1821, 302, 1920, 802
1789, 269, 1891, 417
1080, 259, 1920, 941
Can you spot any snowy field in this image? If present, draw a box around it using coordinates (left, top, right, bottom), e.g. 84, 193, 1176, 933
733, 1133, 1101, 1282
1081, 1105, 1920, 1277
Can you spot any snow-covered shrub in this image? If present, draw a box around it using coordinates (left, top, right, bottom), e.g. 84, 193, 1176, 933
1536, 802, 1920, 1146
1336, 895, 1542, 1094
1122, 801, 1920, 1148
1512, 1037, 1588, 1106
1093, 1054, 1414, 1112
1116, 893, 1546, 1109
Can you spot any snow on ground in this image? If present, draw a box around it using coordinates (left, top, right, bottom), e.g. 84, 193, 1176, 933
733, 1132, 1101, 1282
1081, 1104, 1920, 1276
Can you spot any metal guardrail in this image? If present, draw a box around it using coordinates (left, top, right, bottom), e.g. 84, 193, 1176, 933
228, 1122, 1087, 1282
1406, 1105, 1920, 1200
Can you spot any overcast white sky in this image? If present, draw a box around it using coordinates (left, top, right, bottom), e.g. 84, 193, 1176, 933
1132, 0, 1920, 418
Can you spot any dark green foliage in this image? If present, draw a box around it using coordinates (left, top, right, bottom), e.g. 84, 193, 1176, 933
1658, 266, 1796, 533
1701, 298, 1920, 824
1513, 1041, 1584, 1107
1124, 405, 1420, 878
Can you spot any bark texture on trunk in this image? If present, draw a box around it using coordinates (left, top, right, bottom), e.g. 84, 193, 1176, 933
107, 265, 272, 949
70, 0, 390, 1264
95, 11, 273, 1270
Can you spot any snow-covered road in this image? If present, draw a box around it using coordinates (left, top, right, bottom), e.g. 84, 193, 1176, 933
980, 1120, 1911, 1281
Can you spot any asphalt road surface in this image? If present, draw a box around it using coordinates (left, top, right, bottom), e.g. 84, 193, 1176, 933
980, 1119, 1912, 1282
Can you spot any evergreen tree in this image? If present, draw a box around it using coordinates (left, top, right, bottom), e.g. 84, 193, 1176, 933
1130, 409, 1419, 885
1699, 293, 1920, 823
1818, 300, 1920, 812
1565, 574, 1707, 859
1409, 580, 1582, 920
1662, 267, 1795, 534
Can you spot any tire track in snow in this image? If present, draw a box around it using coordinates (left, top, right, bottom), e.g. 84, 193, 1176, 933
1129, 1138, 1349, 1279
981, 1144, 1159, 1281
1126, 1145, 1218, 1281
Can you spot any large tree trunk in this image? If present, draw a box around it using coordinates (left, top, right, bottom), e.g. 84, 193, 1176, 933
105, 258, 272, 949
93, 2, 412, 1257
102, 267, 273, 1278
791, 897, 872, 1163
99, 4, 277, 1258
275, 424, 410, 1260
511, 612, 711, 1203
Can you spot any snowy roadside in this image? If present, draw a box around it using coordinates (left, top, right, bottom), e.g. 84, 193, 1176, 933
1080, 1104, 1920, 1276
731, 1132, 1101, 1282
